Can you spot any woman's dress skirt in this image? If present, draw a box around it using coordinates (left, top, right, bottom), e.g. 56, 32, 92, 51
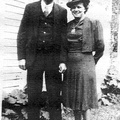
63, 52, 98, 111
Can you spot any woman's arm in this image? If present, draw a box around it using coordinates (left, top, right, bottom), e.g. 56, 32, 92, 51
94, 20, 105, 64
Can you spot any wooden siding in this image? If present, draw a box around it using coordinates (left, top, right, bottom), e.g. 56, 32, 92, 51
2, 0, 26, 92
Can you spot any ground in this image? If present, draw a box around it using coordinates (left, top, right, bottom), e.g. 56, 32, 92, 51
41, 104, 120, 120
90, 105, 120, 120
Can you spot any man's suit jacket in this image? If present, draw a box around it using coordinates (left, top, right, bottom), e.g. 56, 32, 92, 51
17, 0, 68, 68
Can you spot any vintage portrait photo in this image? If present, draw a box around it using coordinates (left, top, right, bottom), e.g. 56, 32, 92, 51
0, 0, 120, 120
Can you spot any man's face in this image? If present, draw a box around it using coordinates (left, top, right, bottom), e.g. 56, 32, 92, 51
44, 0, 53, 4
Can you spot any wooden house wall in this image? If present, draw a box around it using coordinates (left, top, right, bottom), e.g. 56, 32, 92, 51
2, 0, 27, 92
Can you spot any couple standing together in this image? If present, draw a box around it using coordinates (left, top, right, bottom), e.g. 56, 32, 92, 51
17, 0, 105, 120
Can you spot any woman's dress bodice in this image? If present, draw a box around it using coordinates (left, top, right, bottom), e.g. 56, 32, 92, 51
67, 20, 83, 52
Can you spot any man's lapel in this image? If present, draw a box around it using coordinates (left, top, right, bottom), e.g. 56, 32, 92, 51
53, 3, 60, 40
53, 3, 60, 22
33, 0, 43, 37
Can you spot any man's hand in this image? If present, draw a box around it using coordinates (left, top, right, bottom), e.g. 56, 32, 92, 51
59, 63, 67, 73
19, 59, 26, 70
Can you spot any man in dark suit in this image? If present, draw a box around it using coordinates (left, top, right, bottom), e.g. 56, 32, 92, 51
17, 0, 68, 120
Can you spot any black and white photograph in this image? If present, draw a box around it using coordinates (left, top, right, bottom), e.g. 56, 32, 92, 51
0, 0, 120, 120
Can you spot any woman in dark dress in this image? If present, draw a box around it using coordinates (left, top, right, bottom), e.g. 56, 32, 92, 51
63, 0, 105, 120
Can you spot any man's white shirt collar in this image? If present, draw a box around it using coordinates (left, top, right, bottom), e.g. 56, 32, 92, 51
41, 0, 54, 14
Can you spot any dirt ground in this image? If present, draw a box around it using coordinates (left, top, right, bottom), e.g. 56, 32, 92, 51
41, 104, 120, 120
90, 105, 120, 120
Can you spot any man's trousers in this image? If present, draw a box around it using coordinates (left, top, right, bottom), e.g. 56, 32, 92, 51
27, 51, 62, 120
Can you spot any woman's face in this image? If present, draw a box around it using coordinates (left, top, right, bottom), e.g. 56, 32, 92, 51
70, 3, 86, 19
